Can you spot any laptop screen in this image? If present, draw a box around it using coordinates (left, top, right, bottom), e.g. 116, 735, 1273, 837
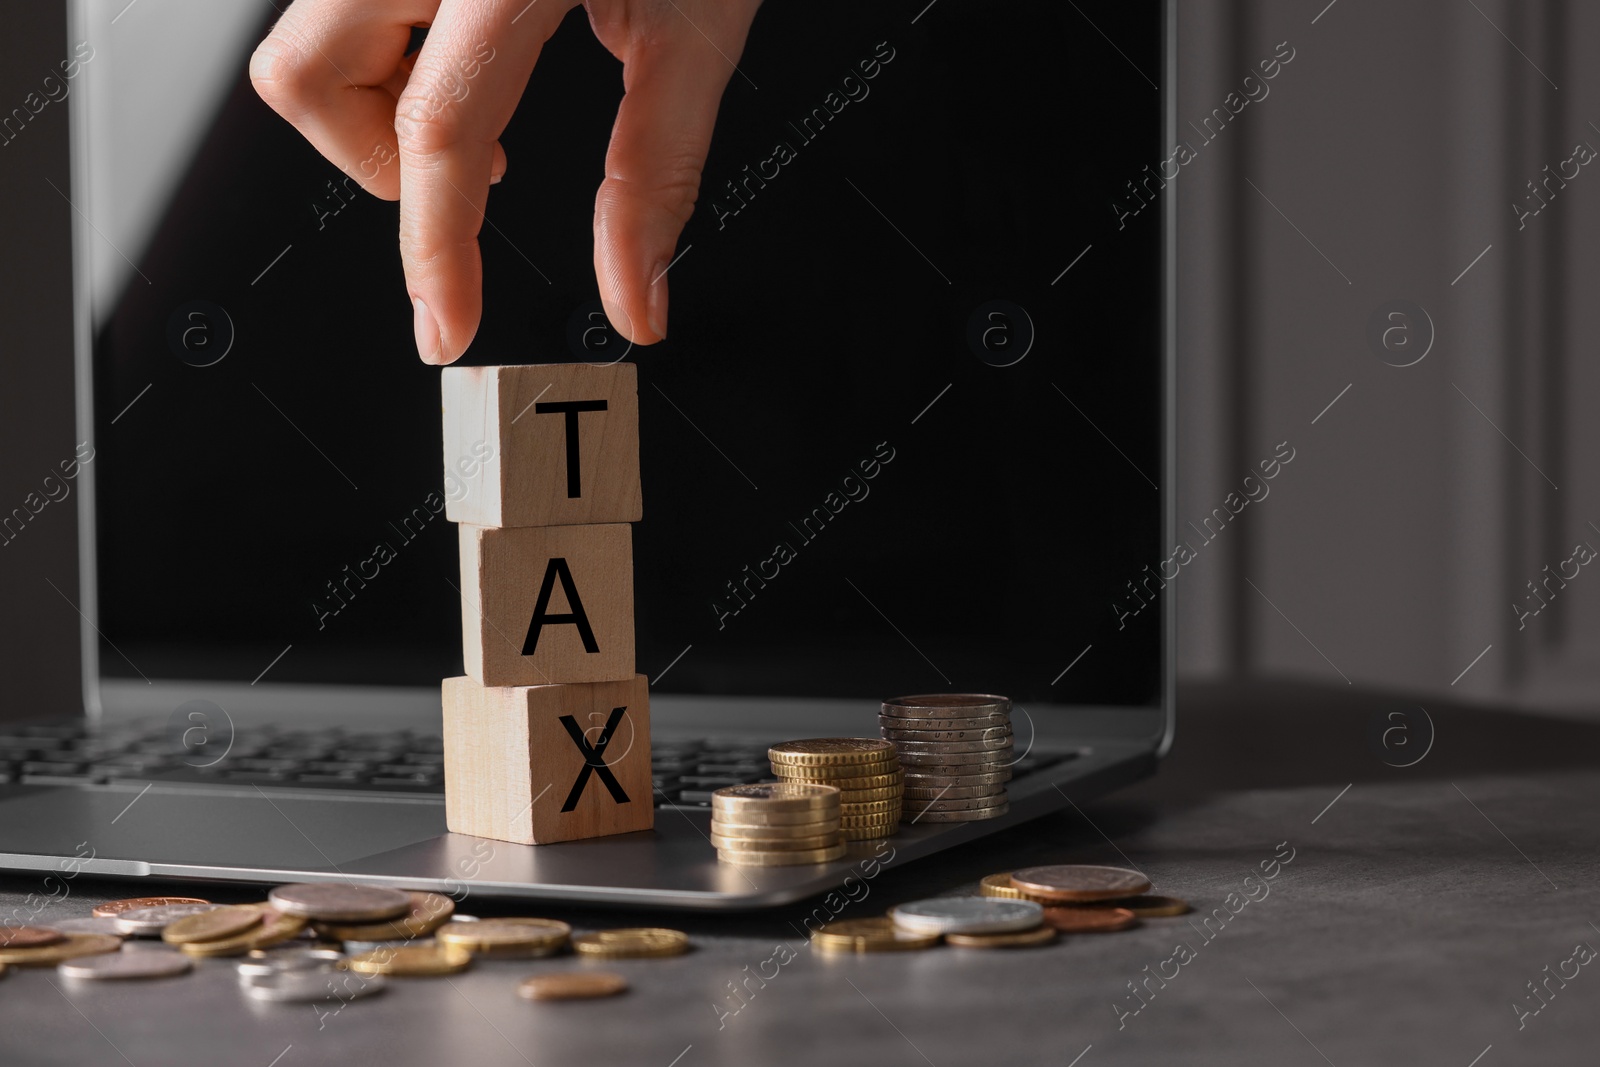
76, 0, 1166, 714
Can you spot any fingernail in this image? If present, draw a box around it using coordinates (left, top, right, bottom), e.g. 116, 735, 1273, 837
490, 171, 504, 186
647, 261, 668, 341
413, 296, 441, 364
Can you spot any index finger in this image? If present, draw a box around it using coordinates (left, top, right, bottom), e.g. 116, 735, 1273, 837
396, 0, 578, 364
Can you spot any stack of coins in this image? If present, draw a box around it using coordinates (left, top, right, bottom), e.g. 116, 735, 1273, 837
710, 782, 845, 865
768, 739, 903, 840
880, 694, 1013, 822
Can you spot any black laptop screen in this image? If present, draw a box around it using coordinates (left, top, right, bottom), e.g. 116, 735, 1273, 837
84, 0, 1165, 707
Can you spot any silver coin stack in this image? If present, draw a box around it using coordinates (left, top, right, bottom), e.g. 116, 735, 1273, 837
880, 694, 1013, 822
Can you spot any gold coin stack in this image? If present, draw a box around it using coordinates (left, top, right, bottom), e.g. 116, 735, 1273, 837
881, 694, 1013, 822
710, 782, 845, 865
768, 738, 903, 840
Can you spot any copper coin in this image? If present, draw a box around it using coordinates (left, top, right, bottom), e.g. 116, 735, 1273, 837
0, 926, 65, 949
1010, 865, 1151, 903
882, 694, 1012, 718
518, 972, 629, 1000
1087, 895, 1192, 918
93, 897, 210, 919
944, 925, 1058, 949
1042, 906, 1138, 933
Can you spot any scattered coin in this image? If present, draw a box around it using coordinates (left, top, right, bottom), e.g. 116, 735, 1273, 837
178, 909, 308, 958
944, 926, 1058, 949
572, 928, 690, 959
881, 694, 1012, 718
113, 903, 224, 937
436, 918, 571, 958
242, 968, 386, 1003
59, 948, 193, 980
518, 972, 629, 1001
711, 782, 841, 812
1009, 865, 1151, 903
162, 904, 264, 945
1042, 907, 1139, 933
49, 918, 128, 937
889, 898, 1043, 936
1088, 895, 1192, 918
978, 872, 1022, 899
0, 933, 123, 967
811, 918, 940, 953
268, 884, 411, 922
236, 946, 347, 978
0, 926, 64, 949
769, 738, 898, 767
312, 892, 456, 942
901, 803, 1009, 822
348, 943, 472, 977
93, 897, 210, 919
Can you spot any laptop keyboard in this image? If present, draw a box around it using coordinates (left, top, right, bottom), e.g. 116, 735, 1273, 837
0, 723, 1071, 808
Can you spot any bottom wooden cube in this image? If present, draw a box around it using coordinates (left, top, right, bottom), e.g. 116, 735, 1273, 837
442, 674, 653, 845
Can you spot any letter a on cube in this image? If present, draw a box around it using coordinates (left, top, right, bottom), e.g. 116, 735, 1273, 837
442, 363, 642, 528
442, 674, 653, 844
459, 522, 634, 686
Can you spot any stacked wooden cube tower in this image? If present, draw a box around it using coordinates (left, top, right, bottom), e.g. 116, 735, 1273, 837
439, 363, 652, 845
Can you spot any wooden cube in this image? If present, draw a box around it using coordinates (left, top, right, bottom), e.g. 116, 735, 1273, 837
442, 363, 642, 528
459, 522, 634, 686
442, 674, 653, 844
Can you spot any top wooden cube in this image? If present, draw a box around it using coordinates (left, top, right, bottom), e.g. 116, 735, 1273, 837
442, 363, 642, 528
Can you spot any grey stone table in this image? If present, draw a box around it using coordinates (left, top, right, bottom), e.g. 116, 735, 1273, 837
2, 682, 1597, 1067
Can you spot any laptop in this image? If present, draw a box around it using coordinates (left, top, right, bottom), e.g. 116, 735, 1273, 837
0, 0, 1173, 909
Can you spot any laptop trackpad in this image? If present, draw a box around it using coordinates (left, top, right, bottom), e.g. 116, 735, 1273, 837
0, 786, 446, 870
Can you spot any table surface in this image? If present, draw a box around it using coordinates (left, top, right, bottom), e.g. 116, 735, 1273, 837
2, 681, 1597, 1067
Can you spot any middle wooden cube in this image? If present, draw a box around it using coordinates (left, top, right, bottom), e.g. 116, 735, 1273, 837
458, 522, 635, 687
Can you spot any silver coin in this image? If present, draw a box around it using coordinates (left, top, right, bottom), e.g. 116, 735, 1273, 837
59, 949, 192, 980
902, 802, 1009, 822
881, 694, 1012, 719
268, 884, 411, 922
880, 725, 1012, 743
895, 750, 1011, 768
877, 714, 1010, 731
889, 737, 1015, 754
50, 917, 128, 937
236, 946, 347, 978
889, 897, 1042, 935
339, 938, 435, 955
243, 968, 386, 1003
903, 769, 1012, 788
901, 784, 1007, 800
112, 903, 224, 936
901, 792, 1008, 811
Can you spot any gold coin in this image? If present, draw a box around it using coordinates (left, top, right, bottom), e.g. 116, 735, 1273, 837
178, 910, 308, 958
840, 812, 901, 829
768, 738, 897, 767
1009, 865, 1151, 903
816, 770, 904, 791
707, 818, 839, 839
1042, 906, 1139, 932
0, 926, 64, 949
770, 758, 899, 780
835, 786, 903, 804
979, 873, 1022, 899
811, 918, 939, 953
436, 918, 571, 958
717, 842, 849, 867
839, 825, 899, 842
838, 798, 901, 816
0, 933, 122, 967
711, 782, 841, 812
92, 897, 209, 919
161, 904, 264, 945
572, 928, 689, 959
1087, 895, 1192, 918
709, 808, 842, 827
709, 831, 842, 852
313, 892, 456, 942
348, 943, 472, 976
518, 972, 628, 1001
944, 926, 1057, 949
